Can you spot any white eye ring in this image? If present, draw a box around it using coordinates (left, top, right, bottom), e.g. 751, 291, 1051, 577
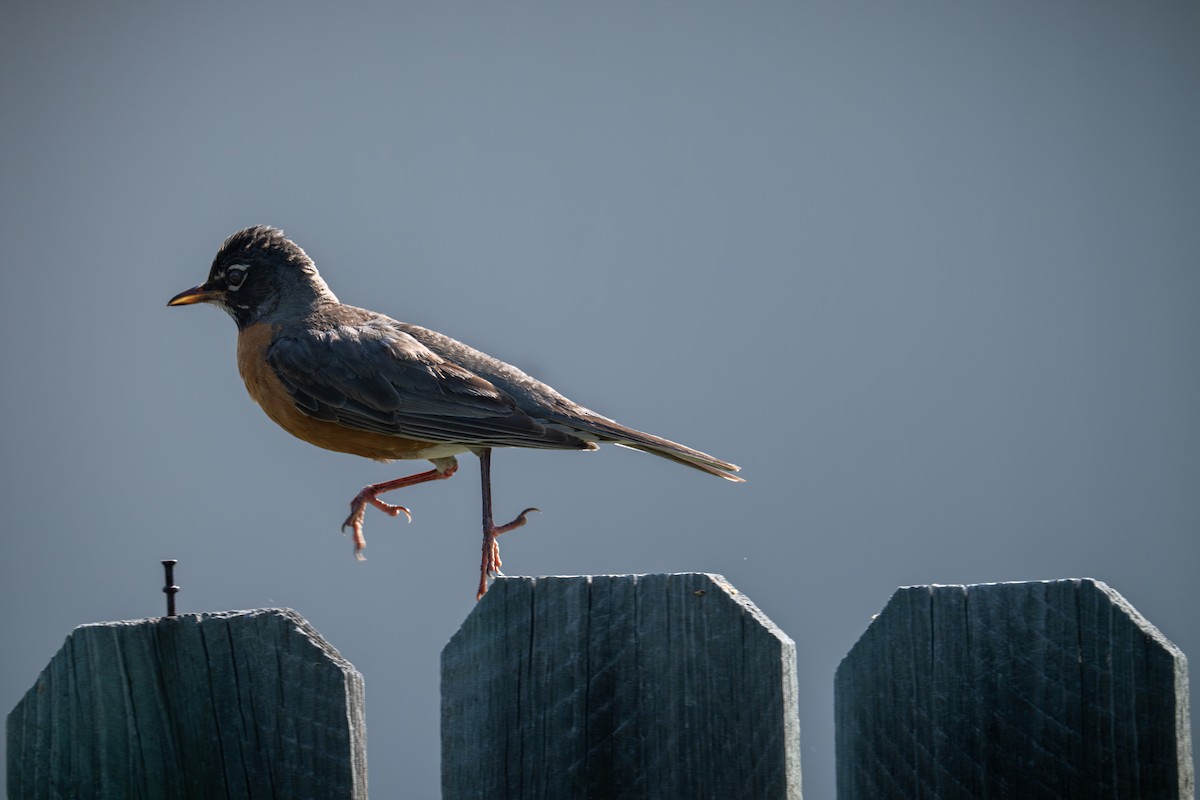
226, 264, 249, 291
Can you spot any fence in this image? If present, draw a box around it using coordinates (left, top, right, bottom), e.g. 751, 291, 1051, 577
6, 609, 366, 799
7, 574, 1194, 799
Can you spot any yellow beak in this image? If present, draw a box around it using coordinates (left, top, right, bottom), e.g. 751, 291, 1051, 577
167, 284, 222, 306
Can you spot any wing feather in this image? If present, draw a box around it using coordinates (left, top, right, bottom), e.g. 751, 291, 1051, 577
266, 319, 591, 451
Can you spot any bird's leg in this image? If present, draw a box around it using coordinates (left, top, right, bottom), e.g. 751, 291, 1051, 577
476, 447, 539, 600
342, 457, 459, 559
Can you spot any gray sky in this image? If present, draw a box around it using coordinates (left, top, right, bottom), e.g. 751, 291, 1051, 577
2, 2, 1197, 796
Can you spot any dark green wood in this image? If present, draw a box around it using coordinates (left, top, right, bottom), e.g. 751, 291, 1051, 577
7, 608, 367, 799
835, 579, 1194, 800
441, 573, 802, 800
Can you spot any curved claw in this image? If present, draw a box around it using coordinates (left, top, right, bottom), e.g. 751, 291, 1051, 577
372, 499, 413, 523
341, 506, 368, 557
477, 539, 504, 601
341, 492, 417, 561
477, 507, 541, 600
494, 507, 540, 535
335, 463, 458, 563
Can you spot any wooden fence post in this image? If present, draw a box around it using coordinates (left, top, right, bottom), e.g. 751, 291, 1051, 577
7, 608, 367, 799
835, 578, 1194, 799
441, 573, 802, 799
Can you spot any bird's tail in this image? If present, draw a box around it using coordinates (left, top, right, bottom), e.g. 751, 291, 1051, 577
616, 440, 744, 482
554, 412, 744, 482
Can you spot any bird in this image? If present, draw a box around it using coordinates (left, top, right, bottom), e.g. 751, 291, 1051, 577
168, 225, 743, 598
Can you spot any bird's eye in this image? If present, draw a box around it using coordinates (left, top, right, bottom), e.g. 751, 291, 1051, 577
226, 267, 247, 290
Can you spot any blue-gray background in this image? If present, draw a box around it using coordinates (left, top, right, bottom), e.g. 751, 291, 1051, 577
2, 3, 1196, 796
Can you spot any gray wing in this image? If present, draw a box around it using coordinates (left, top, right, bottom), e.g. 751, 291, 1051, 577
266, 319, 592, 450
395, 322, 743, 481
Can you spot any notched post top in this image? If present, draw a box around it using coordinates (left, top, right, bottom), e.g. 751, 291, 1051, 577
836, 578, 1194, 800
442, 573, 803, 800
7, 608, 368, 799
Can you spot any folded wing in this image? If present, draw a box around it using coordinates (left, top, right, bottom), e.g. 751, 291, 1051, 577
266, 318, 594, 452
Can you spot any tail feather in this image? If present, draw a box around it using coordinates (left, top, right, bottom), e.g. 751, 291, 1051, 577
552, 412, 744, 482
614, 441, 745, 482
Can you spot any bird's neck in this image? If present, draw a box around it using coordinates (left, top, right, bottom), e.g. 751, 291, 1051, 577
233, 278, 340, 330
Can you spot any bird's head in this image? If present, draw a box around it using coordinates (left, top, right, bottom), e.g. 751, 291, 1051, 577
168, 225, 337, 328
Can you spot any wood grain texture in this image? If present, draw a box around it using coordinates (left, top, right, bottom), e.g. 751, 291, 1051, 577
7, 608, 366, 799
835, 578, 1194, 800
441, 573, 801, 800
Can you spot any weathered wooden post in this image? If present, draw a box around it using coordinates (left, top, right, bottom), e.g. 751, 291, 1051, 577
7, 608, 367, 799
835, 578, 1194, 799
441, 573, 802, 799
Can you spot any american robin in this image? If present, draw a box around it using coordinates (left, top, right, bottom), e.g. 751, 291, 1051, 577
169, 226, 743, 598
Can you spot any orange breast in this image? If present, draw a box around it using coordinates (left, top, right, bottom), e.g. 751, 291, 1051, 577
236, 322, 446, 461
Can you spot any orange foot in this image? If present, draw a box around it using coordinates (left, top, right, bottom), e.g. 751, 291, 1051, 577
477, 507, 539, 600
341, 461, 458, 559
